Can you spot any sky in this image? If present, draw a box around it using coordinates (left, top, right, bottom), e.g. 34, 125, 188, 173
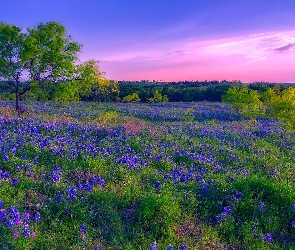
1, 0, 295, 82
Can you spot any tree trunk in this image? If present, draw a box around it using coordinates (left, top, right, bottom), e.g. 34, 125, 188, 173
15, 85, 22, 117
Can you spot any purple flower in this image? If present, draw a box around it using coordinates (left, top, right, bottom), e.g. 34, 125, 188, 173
51, 169, 62, 184
12, 178, 19, 186
22, 224, 30, 238
155, 181, 161, 189
80, 224, 87, 233
8, 206, 20, 220
67, 186, 78, 201
167, 245, 174, 250
292, 203, 295, 212
0, 200, 3, 209
180, 245, 187, 250
23, 213, 30, 224
7, 219, 16, 228
151, 242, 157, 250
34, 212, 41, 223
3, 155, 9, 162
33, 157, 39, 165
13, 231, 19, 238
56, 191, 63, 203
259, 202, 265, 213
263, 233, 272, 244
0, 209, 7, 223
94, 246, 101, 250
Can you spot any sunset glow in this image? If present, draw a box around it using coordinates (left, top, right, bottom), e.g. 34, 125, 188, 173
1, 0, 295, 82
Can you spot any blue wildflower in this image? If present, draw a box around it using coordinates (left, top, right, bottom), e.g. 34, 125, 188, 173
155, 181, 161, 189
151, 242, 157, 250
23, 213, 30, 224
33, 157, 38, 165
34, 212, 41, 222
80, 224, 87, 233
180, 244, 187, 250
263, 233, 272, 244
0, 200, 3, 209
167, 245, 174, 250
11, 178, 19, 186
66, 186, 77, 201
56, 191, 63, 203
0, 209, 7, 223
259, 202, 265, 213
22, 224, 30, 238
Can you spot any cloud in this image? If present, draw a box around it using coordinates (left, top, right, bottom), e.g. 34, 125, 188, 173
274, 43, 295, 52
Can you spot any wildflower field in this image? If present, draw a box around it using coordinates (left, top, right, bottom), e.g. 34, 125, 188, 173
0, 101, 294, 249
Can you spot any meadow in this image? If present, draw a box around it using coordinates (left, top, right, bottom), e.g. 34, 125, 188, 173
0, 101, 294, 249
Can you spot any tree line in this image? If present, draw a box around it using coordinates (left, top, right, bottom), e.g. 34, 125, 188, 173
1, 21, 294, 109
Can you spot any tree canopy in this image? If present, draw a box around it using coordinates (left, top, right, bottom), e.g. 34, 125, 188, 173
0, 21, 112, 114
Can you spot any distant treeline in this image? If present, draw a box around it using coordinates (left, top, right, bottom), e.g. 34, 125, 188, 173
0, 80, 294, 103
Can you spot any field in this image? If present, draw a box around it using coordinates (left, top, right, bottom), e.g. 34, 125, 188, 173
0, 101, 294, 249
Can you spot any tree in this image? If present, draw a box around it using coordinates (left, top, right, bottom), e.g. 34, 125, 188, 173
222, 87, 263, 118
0, 21, 81, 116
76, 60, 112, 103
122, 92, 141, 102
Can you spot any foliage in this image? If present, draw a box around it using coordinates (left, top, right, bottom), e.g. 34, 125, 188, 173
223, 86, 295, 128
122, 93, 141, 103
147, 90, 169, 103
0, 100, 294, 249
0, 21, 81, 114
222, 87, 263, 118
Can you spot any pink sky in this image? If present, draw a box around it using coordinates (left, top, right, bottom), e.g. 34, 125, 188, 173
95, 30, 295, 82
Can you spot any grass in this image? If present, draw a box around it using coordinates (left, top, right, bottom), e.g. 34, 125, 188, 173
0, 101, 294, 249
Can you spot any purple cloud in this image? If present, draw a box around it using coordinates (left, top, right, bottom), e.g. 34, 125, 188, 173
274, 43, 295, 52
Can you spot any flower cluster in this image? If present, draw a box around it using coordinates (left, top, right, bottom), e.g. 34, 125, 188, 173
0, 201, 40, 239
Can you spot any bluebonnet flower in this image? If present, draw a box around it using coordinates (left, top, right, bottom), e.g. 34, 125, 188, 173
291, 221, 295, 227
263, 233, 272, 244
51, 167, 62, 184
167, 245, 174, 250
151, 242, 157, 250
67, 186, 78, 201
3, 155, 9, 162
11, 147, 16, 155
155, 181, 161, 189
94, 246, 101, 250
23, 213, 30, 224
83, 183, 93, 192
34, 212, 41, 222
27, 172, 33, 177
6, 219, 16, 228
235, 192, 243, 199
259, 202, 265, 213
80, 224, 87, 233
201, 185, 208, 195
0, 200, 3, 209
33, 157, 38, 165
56, 191, 63, 203
180, 245, 187, 250
3, 246, 9, 250
0, 209, 7, 223
2, 171, 10, 179
22, 224, 30, 238
8, 206, 20, 220
11, 178, 19, 186
292, 203, 295, 212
